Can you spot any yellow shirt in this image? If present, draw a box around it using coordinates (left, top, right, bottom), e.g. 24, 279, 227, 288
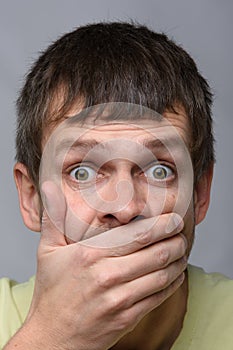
1, 266, 233, 349
0, 276, 34, 348
172, 265, 233, 349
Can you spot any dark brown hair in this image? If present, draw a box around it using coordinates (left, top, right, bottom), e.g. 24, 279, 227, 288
16, 21, 214, 185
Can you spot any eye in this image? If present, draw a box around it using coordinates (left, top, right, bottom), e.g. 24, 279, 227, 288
145, 163, 174, 181
69, 165, 97, 182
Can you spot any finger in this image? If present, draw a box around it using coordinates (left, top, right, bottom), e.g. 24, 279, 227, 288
119, 272, 185, 329
40, 181, 67, 246
97, 234, 187, 284
122, 257, 187, 306
79, 213, 184, 256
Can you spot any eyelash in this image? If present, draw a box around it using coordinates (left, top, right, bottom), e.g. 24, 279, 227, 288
64, 160, 176, 188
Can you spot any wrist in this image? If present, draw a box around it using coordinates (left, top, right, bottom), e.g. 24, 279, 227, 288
4, 318, 63, 350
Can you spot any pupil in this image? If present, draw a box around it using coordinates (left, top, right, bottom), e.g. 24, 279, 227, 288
75, 168, 88, 180
153, 167, 166, 179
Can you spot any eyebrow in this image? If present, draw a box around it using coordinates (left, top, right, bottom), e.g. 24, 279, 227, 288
142, 139, 168, 150
54, 136, 182, 157
55, 139, 104, 155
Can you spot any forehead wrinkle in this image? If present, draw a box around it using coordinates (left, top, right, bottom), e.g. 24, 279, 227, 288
54, 134, 183, 157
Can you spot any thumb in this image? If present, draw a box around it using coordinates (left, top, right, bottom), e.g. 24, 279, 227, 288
40, 181, 67, 246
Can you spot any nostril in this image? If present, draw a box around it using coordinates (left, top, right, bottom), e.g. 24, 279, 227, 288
102, 214, 146, 226
103, 214, 116, 220
101, 214, 122, 226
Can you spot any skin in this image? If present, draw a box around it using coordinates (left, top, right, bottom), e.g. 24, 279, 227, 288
6, 106, 213, 350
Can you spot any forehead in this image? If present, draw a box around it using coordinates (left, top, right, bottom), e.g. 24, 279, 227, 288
43, 105, 191, 150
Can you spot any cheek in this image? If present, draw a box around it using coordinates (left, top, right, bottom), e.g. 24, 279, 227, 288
146, 187, 177, 216
182, 201, 195, 256
164, 192, 177, 212
62, 186, 99, 242
66, 190, 97, 223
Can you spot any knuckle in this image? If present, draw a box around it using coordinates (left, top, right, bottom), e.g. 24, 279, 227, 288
106, 292, 129, 313
116, 310, 136, 332
157, 246, 169, 266
74, 244, 99, 267
157, 269, 169, 289
97, 270, 119, 289
135, 230, 152, 246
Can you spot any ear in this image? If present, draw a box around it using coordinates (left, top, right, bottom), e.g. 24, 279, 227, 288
194, 163, 214, 225
14, 162, 41, 232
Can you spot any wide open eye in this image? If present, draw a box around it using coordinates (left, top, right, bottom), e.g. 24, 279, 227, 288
145, 164, 174, 181
69, 165, 97, 183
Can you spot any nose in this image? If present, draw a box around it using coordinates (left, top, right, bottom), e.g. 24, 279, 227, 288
97, 170, 147, 226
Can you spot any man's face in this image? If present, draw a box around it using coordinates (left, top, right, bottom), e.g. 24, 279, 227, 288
40, 104, 196, 255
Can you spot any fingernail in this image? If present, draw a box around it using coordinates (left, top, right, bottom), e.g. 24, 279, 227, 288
165, 214, 183, 234
180, 233, 188, 251
178, 272, 185, 284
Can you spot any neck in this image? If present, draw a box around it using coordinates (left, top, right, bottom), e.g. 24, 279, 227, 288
111, 271, 188, 350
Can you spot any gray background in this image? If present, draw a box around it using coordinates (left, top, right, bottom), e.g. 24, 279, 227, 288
0, 0, 232, 282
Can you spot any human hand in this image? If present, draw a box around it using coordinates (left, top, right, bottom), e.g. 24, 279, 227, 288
5, 182, 187, 350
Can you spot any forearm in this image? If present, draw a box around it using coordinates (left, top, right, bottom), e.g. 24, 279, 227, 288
3, 211, 186, 350
3, 317, 107, 350
3, 321, 62, 350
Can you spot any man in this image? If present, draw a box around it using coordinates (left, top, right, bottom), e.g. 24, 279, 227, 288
1, 22, 233, 349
